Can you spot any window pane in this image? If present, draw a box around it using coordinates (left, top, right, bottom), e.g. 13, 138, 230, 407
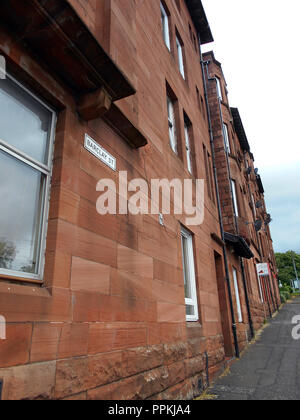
231, 180, 239, 217
0, 150, 45, 274
176, 37, 185, 79
167, 97, 177, 153
186, 305, 195, 316
184, 125, 192, 174
182, 236, 192, 299
233, 268, 243, 323
223, 124, 231, 154
216, 77, 222, 100
0, 77, 52, 164
161, 3, 170, 50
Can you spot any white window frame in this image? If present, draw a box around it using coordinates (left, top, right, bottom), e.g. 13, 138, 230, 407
176, 36, 185, 79
231, 179, 239, 217
167, 96, 177, 153
233, 267, 243, 323
181, 227, 199, 322
255, 264, 265, 303
160, 3, 171, 51
216, 77, 223, 100
223, 123, 231, 154
184, 123, 192, 174
0, 73, 56, 282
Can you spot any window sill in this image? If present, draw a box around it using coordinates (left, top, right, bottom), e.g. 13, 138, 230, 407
0, 273, 43, 286
0, 280, 50, 299
186, 321, 202, 328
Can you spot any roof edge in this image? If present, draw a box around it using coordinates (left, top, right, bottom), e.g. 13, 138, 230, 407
185, 0, 214, 45
231, 108, 251, 153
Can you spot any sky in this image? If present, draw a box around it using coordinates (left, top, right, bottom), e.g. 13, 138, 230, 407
201, 0, 300, 253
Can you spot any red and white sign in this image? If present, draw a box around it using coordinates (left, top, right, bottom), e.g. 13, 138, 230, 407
256, 263, 270, 277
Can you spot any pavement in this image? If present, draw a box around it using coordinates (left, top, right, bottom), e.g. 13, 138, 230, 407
207, 298, 300, 400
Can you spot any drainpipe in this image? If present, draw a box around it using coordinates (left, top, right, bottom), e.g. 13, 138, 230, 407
199, 35, 240, 359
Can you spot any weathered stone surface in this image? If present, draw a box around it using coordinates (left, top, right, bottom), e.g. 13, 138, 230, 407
62, 392, 87, 400
55, 352, 124, 399
167, 361, 186, 387
88, 367, 169, 400
0, 362, 56, 400
188, 338, 206, 358
163, 342, 188, 365
123, 345, 164, 376
149, 379, 194, 401
184, 356, 205, 377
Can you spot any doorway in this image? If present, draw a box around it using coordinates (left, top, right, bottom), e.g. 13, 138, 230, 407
214, 251, 234, 357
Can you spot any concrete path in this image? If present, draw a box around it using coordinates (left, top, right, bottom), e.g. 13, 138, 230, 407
208, 298, 300, 400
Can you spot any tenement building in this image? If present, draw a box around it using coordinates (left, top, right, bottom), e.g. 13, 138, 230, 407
203, 51, 280, 354
0, 0, 279, 400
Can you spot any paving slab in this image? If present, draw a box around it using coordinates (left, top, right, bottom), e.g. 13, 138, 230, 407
208, 298, 300, 400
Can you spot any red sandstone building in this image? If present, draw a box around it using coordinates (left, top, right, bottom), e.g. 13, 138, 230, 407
203, 52, 280, 357
0, 0, 279, 400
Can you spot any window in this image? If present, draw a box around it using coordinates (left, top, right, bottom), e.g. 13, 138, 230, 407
251, 193, 257, 217
216, 77, 222, 100
255, 262, 264, 303
184, 115, 193, 174
223, 123, 231, 154
0, 74, 56, 281
181, 227, 198, 321
231, 179, 239, 217
176, 35, 185, 79
184, 124, 192, 174
167, 95, 177, 153
233, 268, 243, 323
160, 2, 170, 50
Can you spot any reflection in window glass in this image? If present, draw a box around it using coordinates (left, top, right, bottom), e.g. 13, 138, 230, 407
0, 150, 45, 274
186, 305, 195, 316
0, 77, 52, 164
